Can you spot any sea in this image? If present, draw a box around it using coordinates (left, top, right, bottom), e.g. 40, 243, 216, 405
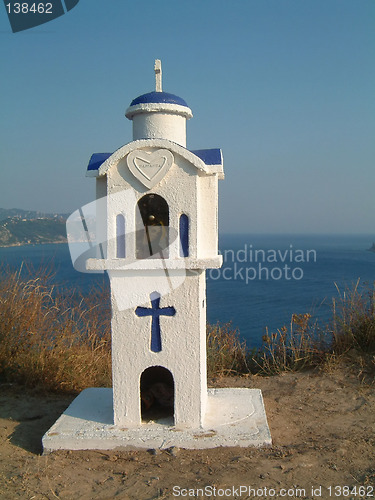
0, 234, 374, 348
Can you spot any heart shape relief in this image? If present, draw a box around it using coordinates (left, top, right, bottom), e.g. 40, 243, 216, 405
127, 149, 174, 189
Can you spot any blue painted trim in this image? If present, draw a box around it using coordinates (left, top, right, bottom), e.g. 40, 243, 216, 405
179, 214, 189, 257
130, 91, 189, 108
135, 292, 176, 353
191, 148, 222, 166
87, 148, 222, 174
87, 153, 112, 172
116, 214, 125, 258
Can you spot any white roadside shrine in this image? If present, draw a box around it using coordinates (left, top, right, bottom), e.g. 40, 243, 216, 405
42, 61, 271, 451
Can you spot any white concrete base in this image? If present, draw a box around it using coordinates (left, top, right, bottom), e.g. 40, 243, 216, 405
42, 388, 272, 453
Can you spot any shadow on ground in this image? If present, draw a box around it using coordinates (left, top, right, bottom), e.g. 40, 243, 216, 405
0, 384, 75, 454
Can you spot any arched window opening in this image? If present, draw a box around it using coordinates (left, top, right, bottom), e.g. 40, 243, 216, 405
140, 366, 174, 423
179, 214, 189, 257
136, 194, 169, 259
116, 214, 125, 258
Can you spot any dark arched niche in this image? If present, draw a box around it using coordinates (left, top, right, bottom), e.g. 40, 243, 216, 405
136, 194, 169, 259
140, 366, 174, 422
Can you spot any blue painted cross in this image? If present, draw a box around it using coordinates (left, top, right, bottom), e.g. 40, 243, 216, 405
135, 292, 176, 353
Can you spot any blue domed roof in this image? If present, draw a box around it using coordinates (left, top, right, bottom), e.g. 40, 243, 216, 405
129, 91, 189, 108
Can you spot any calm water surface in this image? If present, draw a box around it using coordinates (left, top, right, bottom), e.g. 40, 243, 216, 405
1, 234, 374, 347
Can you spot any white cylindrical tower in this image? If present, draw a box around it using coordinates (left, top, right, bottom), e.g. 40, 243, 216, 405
125, 60, 193, 147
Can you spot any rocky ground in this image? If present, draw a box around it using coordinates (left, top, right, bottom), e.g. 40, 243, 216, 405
0, 361, 374, 499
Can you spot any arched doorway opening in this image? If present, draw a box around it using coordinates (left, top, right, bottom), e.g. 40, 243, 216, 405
140, 366, 174, 423
136, 194, 169, 259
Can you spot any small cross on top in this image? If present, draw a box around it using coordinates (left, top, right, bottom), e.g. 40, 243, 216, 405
154, 59, 162, 92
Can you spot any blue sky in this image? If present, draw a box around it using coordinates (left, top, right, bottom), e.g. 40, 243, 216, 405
1, 0, 374, 234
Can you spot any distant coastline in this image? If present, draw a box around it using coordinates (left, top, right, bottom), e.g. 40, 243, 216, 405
0, 208, 67, 248
0, 240, 67, 248
1, 207, 374, 251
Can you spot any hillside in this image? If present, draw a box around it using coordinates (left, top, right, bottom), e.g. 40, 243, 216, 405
0, 210, 67, 247
0, 208, 68, 221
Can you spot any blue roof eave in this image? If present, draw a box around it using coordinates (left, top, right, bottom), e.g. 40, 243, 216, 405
87, 153, 112, 173
86, 144, 223, 177
191, 148, 223, 167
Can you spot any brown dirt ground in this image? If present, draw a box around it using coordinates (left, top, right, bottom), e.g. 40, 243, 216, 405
0, 361, 374, 500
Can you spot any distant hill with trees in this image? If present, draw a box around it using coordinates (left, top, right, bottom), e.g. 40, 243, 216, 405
0, 208, 68, 247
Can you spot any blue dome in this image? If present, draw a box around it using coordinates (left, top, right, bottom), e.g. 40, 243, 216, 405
129, 91, 189, 108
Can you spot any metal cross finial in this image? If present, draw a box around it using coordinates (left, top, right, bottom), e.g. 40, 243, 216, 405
154, 59, 162, 92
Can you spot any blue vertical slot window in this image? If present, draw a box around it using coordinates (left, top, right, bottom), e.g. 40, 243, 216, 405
116, 214, 126, 258
179, 214, 189, 257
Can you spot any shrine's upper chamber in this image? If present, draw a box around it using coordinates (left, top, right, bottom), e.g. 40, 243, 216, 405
125, 60, 193, 147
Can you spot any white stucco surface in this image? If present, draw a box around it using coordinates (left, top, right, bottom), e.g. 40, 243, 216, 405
43, 387, 272, 452
55, 62, 270, 452
85, 132, 223, 429
110, 271, 208, 428
131, 112, 188, 147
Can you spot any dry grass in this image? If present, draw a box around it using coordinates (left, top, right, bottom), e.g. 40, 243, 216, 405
0, 265, 374, 391
332, 279, 375, 353
252, 313, 328, 375
0, 265, 111, 392
330, 279, 375, 379
206, 322, 252, 376
207, 281, 375, 378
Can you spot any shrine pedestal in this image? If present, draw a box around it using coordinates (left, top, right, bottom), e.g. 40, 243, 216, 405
42, 387, 272, 453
